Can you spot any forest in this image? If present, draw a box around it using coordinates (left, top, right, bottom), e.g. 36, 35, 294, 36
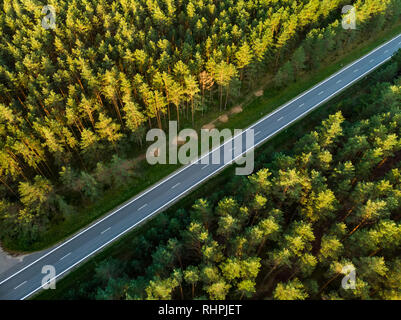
1, 0, 401, 249
56, 53, 401, 300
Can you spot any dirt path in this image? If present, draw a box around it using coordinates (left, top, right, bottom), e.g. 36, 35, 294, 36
202, 104, 245, 130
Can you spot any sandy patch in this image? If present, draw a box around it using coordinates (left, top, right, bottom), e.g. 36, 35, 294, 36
254, 90, 263, 97
230, 105, 243, 114
152, 148, 161, 157
135, 154, 146, 162
171, 136, 186, 146
171, 131, 199, 145
119, 159, 133, 170
202, 123, 216, 131
218, 114, 229, 123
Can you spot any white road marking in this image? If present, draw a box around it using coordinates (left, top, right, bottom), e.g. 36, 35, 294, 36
299, 103, 305, 108
14, 281, 27, 290
100, 227, 111, 235
353, 69, 359, 73
255, 131, 261, 136
138, 204, 148, 211
7, 33, 400, 301
19, 52, 397, 301
370, 59, 375, 63
277, 117, 284, 122
59, 252, 71, 261
336, 79, 342, 84
384, 50, 389, 53
172, 183, 180, 189
201, 165, 209, 170
318, 91, 324, 95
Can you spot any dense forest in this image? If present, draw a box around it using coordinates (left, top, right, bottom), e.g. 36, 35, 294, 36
1, 0, 401, 248
58, 55, 401, 300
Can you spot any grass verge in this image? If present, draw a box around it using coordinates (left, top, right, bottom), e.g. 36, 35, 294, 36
8, 23, 401, 253
33, 30, 401, 300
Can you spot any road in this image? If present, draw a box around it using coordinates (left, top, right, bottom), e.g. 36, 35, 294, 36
1, 33, 401, 300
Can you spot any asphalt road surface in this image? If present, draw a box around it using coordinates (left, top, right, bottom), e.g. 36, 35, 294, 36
1, 33, 401, 300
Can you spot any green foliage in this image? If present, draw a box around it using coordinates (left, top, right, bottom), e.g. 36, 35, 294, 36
1, 0, 399, 247
273, 278, 309, 300
61, 65, 401, 300
3, 0, 401, 300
